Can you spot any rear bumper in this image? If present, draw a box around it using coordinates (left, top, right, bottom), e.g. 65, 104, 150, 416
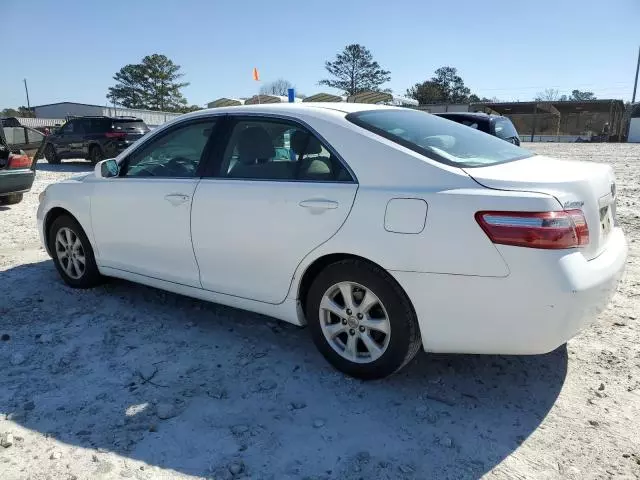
0, 169, 35, 196
391, 227, 628, 354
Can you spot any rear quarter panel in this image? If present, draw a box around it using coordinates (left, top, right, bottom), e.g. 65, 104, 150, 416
287, 118, 562, 297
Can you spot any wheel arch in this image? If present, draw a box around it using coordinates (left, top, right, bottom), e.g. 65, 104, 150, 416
43, 207, 87, 256
296, 252, 417, 323
87, 141, 102, 153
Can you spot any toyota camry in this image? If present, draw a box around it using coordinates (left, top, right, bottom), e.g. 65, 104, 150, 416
37, 103, 628, 379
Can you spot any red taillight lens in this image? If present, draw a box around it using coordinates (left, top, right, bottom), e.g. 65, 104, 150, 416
8, 153, 32, 169
475, 210, 589, 249
105, 132, 126, 139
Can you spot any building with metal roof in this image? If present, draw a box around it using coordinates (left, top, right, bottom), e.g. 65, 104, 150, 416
207, 98, 244, 108
31, 102, 183, 128
302, 93, 345, 103
473, 99, 626, 142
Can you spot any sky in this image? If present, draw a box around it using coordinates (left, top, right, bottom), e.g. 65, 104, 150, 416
2, 0, 639, 109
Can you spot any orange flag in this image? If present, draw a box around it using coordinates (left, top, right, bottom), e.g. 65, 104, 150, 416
252, 67, 260, 81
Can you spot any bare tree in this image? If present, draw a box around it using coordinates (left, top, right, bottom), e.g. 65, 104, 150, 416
260, 79, 294, 96
534, 88, 561, 101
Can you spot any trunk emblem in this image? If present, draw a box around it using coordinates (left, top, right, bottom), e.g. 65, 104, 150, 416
564, 200, 584, 209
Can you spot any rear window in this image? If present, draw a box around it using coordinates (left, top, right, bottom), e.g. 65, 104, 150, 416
493, 118, 519, 140
112, 120, 149, 132
347, 109, 532, 168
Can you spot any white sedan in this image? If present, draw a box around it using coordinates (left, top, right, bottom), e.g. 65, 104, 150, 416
37, 103, 628, 379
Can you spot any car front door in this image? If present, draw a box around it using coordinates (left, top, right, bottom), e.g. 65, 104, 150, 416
190, 115, 358, 304
67, 118, 88, 158
54, 120, 76, 158
90, 117, 220, 287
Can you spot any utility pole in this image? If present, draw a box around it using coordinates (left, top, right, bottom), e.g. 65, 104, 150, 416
632, 45, 640, 104
23, 78, 31, 110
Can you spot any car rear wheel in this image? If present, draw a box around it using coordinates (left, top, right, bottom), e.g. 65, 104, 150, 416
0, 193, 23, 205
89, 146, 104, 165
306, 259, 421, 379
45, 144, 60, 164
48, 215, 103, 288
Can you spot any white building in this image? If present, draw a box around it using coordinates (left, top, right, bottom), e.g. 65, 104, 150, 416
32, 102, 183, 128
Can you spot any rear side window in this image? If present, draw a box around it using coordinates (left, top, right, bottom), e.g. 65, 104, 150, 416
347, 109, 531, 168
493, 118, 519, 140
217, 118, 353, 182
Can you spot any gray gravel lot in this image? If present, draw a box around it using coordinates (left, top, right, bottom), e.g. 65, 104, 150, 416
0, 144, 639, 479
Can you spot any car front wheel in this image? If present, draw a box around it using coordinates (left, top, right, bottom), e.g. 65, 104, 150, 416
45, 144, 60, 164
306, 259, 421, 379
89, 146, 104, 165
48, 215, 103, 288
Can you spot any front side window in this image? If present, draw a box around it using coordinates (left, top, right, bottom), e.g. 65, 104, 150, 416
121, 120, 216, 178
348, 109, 532, 168
218, 118, 352, 182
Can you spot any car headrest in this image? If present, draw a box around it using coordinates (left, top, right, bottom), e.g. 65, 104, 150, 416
291, 130, 323, 155
237, 127, 275, 163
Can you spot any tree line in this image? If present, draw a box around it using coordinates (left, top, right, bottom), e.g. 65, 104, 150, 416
105, 45, 598, 111
1, 45, 598, 117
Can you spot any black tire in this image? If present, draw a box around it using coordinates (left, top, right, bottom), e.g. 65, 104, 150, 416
48, 214, 103, 288
0, 193, 23, 205
306, 259, 421, 380
45, 144, 60, 164
89, 145, 104, 165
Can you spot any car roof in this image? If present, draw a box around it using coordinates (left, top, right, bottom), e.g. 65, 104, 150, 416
434, 112, 504, 120
185, 102, 401, 119
71, 116, 144, 121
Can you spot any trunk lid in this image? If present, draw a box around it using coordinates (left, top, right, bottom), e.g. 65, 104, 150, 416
464, 155, 617, 260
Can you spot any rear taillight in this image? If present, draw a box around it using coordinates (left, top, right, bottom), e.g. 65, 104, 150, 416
105, 132, 126, 139
8, 153, 32, 169
475, 210, 589, 249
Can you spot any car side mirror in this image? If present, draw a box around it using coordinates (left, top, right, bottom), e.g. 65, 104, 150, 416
95, 158, 119, 178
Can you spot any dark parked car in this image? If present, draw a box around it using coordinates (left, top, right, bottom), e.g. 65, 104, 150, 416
43, 116, 150, 164
0, 127, 36, 205
434, 112, 521, 146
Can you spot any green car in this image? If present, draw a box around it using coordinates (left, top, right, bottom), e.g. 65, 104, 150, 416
0, 126, 36, 206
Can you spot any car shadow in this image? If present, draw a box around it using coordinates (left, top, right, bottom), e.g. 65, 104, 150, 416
36, 159, 93, 173
0, 206, 10, 212
0, 260, 567, 479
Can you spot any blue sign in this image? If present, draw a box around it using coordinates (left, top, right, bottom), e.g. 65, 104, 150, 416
287, 88, 295, 103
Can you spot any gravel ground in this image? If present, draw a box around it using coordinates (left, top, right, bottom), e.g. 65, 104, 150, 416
0, 144, 639, 480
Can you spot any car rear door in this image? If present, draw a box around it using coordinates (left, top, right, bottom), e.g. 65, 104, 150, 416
190, 115, 358, 304
90, 117, 220, 287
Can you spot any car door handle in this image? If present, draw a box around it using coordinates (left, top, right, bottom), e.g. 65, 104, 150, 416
164, 193, 190, 206
299, 199, 338, 210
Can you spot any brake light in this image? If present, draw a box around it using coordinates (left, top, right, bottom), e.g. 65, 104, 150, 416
105, 132, 126, 139
8, 153, 32, 169
475, 210, 589, 249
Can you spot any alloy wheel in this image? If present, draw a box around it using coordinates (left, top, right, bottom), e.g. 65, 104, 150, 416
319, 281, 391, 364
55, 227, 86, 280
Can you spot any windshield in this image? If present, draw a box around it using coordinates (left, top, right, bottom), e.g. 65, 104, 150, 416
347, 109, 532, 168
493, 118, 519, 140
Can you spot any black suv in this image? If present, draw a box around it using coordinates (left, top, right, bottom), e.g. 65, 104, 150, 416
434, 112, 521, 146
43, 116, 150, 164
